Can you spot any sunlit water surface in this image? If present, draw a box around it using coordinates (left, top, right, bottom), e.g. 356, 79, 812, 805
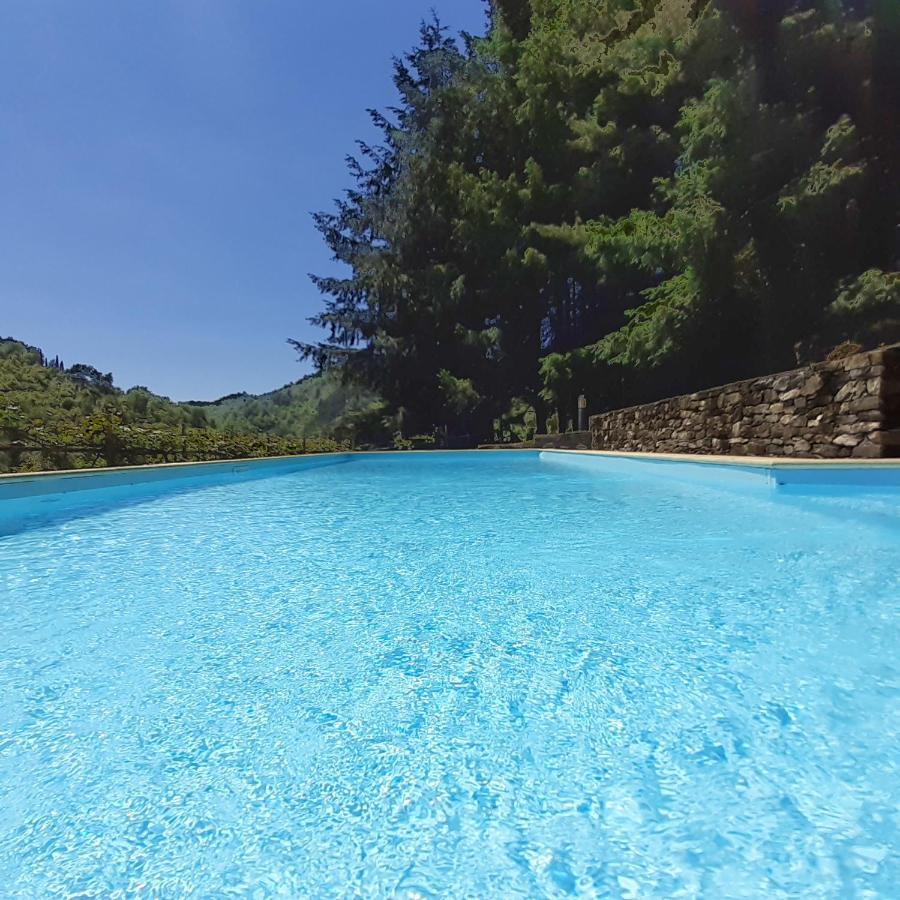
1, 453, 898, 897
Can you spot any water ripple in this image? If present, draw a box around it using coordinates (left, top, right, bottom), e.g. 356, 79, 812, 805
0, 453, 898, 897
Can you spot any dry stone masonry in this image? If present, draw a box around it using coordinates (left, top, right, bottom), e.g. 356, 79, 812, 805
588, 344, 900, 459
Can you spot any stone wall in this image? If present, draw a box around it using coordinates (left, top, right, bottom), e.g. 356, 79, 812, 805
589, 344, 900, 458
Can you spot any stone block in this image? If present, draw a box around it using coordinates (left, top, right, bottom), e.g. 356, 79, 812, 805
800, 374, 825, 397
852, 440, 881, 459
835, 381, 864, 402
771, 375, 791, 391
872, 428, 900, 448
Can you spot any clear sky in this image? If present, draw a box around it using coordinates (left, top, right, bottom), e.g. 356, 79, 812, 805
0, 1, 487, 401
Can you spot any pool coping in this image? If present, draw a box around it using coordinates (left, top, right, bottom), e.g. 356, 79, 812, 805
0, 449, 546, 503
0, 451, 351, 482
0, 448, 525, 485
533, 448, 900, 469
2, 446, 900, 483
536, 449, 900, 492
1, 448, 899, 504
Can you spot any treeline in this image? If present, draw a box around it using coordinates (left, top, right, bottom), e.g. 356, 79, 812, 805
299, 0, 900, 442
0, 339, 343, 473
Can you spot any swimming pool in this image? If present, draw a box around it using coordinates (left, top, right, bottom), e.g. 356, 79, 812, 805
1, 451, 898, 896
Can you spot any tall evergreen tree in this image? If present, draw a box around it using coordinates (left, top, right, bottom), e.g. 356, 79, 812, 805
298, 0, 900, 441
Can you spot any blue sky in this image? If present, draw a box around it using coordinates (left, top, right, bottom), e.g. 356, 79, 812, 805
0, 1, 487, 400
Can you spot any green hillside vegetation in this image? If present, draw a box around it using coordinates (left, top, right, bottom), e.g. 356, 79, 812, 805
300, 0, 900, 441
0, 337, 358, 473
192, 370, 382, 443
1, 336, 208, 427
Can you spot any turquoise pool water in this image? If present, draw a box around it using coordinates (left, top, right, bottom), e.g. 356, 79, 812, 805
1, 452, 898, 896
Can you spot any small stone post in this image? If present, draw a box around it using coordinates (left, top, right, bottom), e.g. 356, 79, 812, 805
577, 394, 587, 432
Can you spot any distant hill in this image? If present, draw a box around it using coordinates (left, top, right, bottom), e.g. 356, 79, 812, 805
0, 335, 204, 429
0, 336, 384, 473
188, 369, 381, 439
0, 335, 379, 439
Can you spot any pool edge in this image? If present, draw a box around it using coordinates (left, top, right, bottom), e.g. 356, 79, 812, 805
3, 447, 899, 502
538, 449, 900, 491
0, 452, 355, 501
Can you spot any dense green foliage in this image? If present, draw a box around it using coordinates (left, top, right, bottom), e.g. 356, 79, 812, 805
193, 370, 381, 444
300, 0, 900, 440
0, 338, 346, 473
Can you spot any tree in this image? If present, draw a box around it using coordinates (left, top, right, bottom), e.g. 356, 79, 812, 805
67, 364, 115, 391
299, 0, 900, 441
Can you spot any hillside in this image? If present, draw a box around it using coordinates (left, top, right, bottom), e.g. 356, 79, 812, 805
0, 336, 208, 429
190, 369, 381, 440
0, 337, 376, 472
